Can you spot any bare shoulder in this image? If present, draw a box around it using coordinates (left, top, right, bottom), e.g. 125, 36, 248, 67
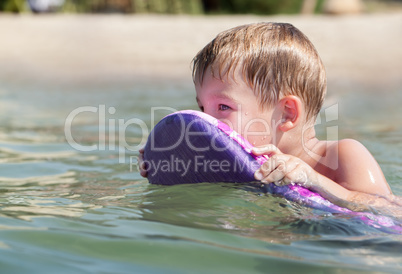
323, 139, 374, 162
332, 139, 391, 195
336, 139, 382, 169
338, 139, 369, 155
316, 139, 368, 164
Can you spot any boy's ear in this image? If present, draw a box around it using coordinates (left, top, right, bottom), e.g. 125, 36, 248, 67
277, 95, 303, 132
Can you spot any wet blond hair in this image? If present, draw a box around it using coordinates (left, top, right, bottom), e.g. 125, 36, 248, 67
192, 22, 327, 121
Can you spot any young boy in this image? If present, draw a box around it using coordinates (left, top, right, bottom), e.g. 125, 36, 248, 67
140, 22, 401, 215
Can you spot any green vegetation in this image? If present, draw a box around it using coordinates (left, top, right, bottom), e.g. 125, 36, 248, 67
205, 0, 303, 15
0, 0, 26, 12
0, 0, 316, 14
2, 0, 401, 14
62, 0, 203, 14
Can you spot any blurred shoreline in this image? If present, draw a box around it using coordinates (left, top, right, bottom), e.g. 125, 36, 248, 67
0, 13, 401, 91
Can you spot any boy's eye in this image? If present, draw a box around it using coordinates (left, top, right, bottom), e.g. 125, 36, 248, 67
218, 104, 230, 111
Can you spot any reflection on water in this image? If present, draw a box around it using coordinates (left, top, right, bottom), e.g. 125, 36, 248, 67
0, 81, 401, 273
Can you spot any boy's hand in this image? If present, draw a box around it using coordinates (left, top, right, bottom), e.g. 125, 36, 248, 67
252, 145, 317, 188
138, 146, 148, 178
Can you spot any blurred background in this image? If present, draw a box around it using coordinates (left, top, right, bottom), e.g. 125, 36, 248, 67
1, 0, 402, 14
1, 0, 402, 88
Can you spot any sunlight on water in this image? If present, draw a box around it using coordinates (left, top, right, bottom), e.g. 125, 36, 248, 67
0, 80, 401, 273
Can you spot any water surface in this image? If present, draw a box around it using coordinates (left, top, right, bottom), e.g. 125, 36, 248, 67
0, 79, 401, 273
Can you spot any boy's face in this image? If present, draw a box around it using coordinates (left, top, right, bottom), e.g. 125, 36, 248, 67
195, 68, 276, 147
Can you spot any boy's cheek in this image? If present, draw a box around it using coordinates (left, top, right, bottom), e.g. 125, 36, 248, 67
242, 131, 273, 147
241, 120, 272, 145
218, 114, 273, 146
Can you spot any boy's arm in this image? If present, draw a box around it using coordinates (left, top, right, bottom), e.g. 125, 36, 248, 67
332, 139, 391, 197
253, 142, 401, 216
309, 170, 401, 216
